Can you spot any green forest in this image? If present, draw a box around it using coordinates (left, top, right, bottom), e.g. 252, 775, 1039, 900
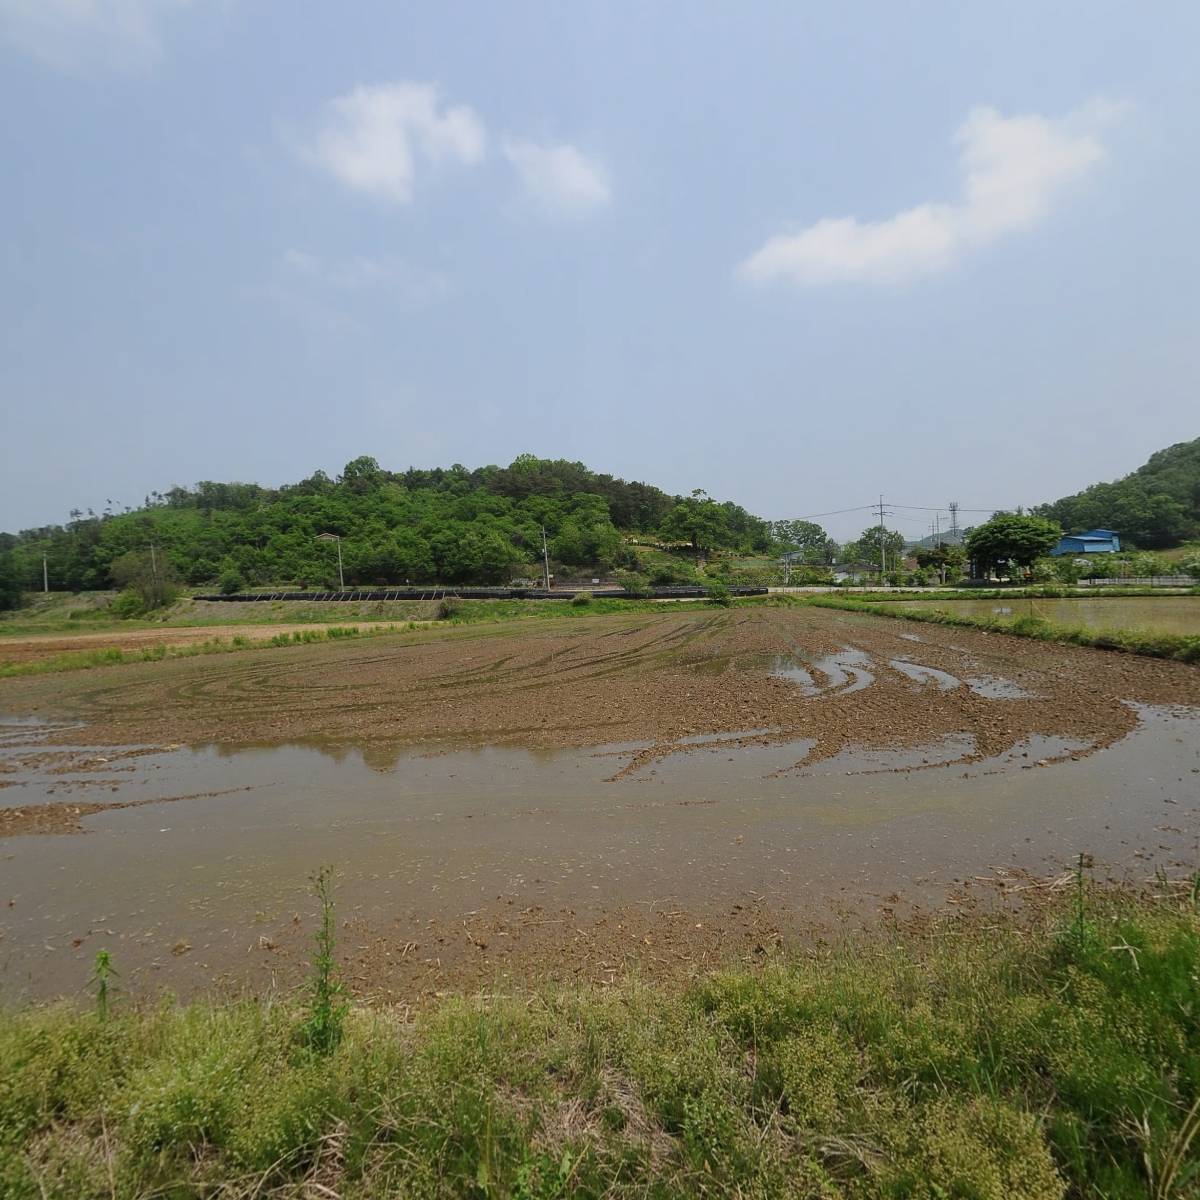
2, 438, 1197, 600
0, 455, 775, 593
1033, 436, 1200, 548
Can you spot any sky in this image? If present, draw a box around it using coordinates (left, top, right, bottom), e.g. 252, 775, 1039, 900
1, 2, 1198, 543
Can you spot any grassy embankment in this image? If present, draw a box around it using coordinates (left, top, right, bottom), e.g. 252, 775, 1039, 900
3, 881, 1199, 1198
805, 596, 1200, 664
0, 624, 406, 680
820, 585, 1200, 602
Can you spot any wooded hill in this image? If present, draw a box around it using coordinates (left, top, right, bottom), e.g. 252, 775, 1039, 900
0, 455, 773, 591
1032, 437, 1200, 548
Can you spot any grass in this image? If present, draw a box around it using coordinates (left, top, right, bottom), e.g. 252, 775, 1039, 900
807, 595, 1200, 663
0, 623, 414, 679
0, 604, 433, 639
2, 885, 1198, 1197
804, 585, 1200, 603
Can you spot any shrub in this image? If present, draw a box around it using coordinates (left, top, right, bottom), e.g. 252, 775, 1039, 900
571, 591, 592, 607
109, 588, 146, 619
436, 597, 463, 620
705, 582, 733, 607
217, 569, 244, 595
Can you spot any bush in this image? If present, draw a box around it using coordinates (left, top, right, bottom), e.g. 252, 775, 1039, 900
109, 550, 180, 612
217, 569, 244, 595
705, 582, 733, 607
571, 591, 592, 607
436, 597, 463, 620
109, 588, 146, 619
618, 572, 651, 599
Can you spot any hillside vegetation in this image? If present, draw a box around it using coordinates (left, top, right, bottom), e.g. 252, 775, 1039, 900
0, 456, 771, 593
1033, 437, 1200, 548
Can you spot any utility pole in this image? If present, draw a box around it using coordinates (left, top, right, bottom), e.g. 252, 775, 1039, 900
540, 526, 551, 591
949, 501, 960, 542
316, 533, 344, 589
148, 542, 158, 584
42, 554, 48, 593
876, 495, 888, 578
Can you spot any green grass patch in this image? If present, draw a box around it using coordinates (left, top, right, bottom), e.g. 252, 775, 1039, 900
811, 585, 1200, 603
2, 887, 1198, 1197
0, 624, 395, 679
806, 596, 1200, 663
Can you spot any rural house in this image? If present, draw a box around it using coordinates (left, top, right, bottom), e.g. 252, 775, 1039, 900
1049, 528, 1121, 556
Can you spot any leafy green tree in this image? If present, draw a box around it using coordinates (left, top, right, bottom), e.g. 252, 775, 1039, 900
843, 525, 906, 569
109, 549, 179, 611
659, 491, 734, 556
339, 456, 385, 493
914, 542, 968, 582
0, 549, 23, 610
772, 519, 835, 562
965, 513, 1062, 578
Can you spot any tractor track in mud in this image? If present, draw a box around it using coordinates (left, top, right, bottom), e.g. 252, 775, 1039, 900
1, 606, 1196, 791
3, 604, 1200, 1003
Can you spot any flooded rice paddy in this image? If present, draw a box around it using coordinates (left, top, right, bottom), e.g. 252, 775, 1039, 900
892, 594, 1200, 635
1, 605, 1198, 1003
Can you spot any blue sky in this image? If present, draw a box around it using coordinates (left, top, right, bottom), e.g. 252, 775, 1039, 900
1, 1, 1197, 542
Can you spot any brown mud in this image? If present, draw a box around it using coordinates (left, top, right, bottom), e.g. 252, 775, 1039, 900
1, 605, 1198, 1004
3, 606, 1196, 765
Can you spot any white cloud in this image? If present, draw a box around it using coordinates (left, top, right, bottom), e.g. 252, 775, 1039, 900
0, 0, 191, 71
739, 101, 1122, 287
302, 82, 486, 204
502, 137, 611, 217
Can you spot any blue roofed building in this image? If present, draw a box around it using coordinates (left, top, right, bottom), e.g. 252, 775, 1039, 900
1049, 528, 1121, 556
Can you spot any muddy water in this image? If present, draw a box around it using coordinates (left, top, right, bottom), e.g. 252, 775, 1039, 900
891, 596, 1200, 635
2, 703, 1199, 1003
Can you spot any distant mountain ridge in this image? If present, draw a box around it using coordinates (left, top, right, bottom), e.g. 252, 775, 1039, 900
1032, 437, 1200, 549
904, 528, 967, 552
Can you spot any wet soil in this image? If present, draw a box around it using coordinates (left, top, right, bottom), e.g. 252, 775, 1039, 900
3, 606, 1197, 765
1, 605, 1198, 1004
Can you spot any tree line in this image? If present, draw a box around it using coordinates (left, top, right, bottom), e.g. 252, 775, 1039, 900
1032, 437, 1200, 549
0, 455, 779, 598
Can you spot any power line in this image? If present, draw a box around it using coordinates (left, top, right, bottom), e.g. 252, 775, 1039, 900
787, 502, 1012, 521
786, 504, 878, 521
889, 503, 1010, 512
